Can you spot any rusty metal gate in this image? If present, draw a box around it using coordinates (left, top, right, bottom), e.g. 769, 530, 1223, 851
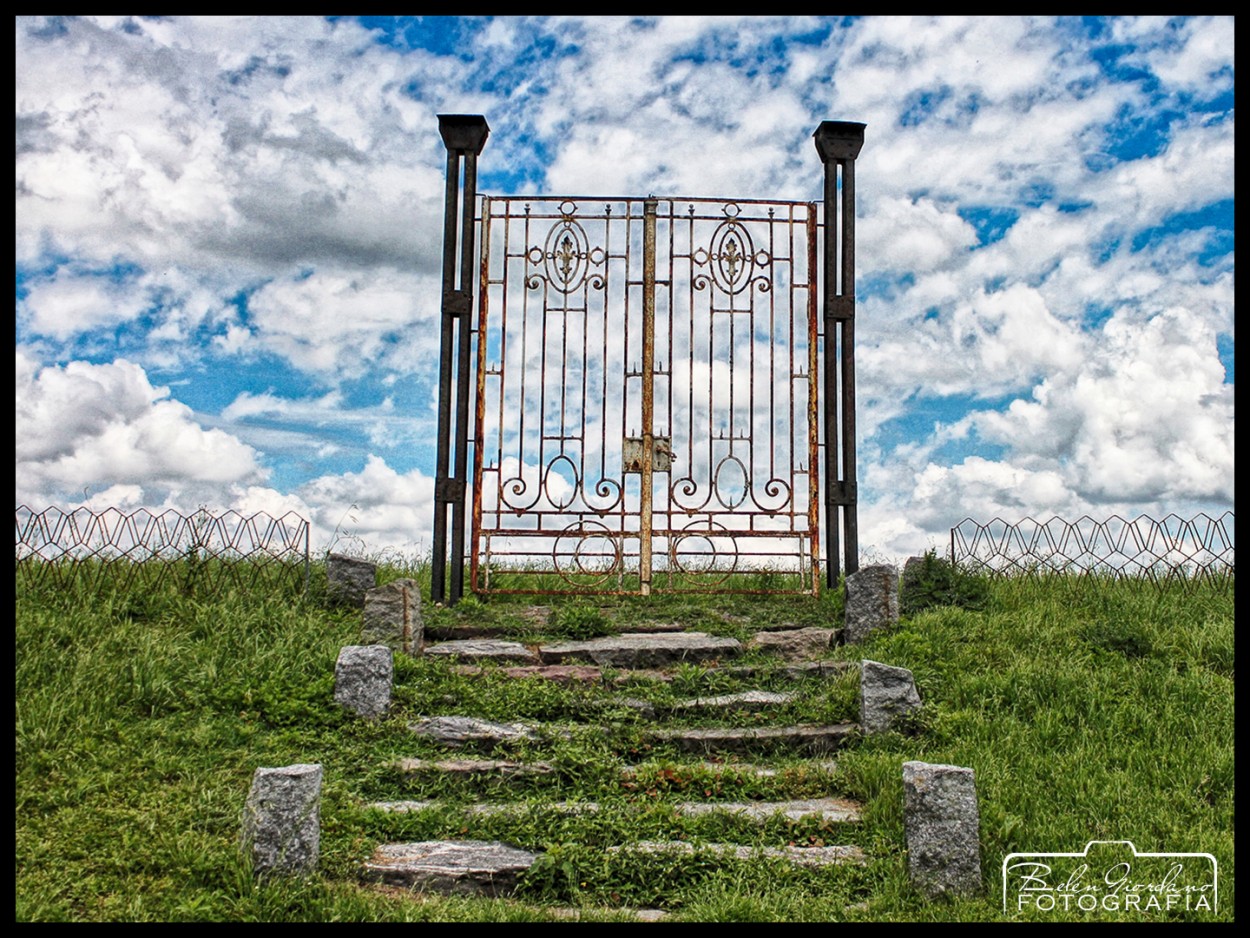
470, 196, 820, 595
431, 114, 864, 603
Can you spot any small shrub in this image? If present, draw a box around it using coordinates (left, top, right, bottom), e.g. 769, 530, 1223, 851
548, 605, 617, 641
899, 550, 989, 616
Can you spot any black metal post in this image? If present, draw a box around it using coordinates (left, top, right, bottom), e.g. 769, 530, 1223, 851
814, 120, 865, 588
432, 114, 489, 605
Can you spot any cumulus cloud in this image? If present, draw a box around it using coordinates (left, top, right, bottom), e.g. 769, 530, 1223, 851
15, 350, 266, 506
13, 16, 1235, 568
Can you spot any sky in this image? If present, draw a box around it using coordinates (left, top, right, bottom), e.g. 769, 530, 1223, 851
15, 15, 1235, 569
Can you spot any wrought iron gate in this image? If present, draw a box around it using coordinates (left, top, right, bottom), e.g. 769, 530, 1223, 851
470, 196, 821, 595
430, 114, 865, 603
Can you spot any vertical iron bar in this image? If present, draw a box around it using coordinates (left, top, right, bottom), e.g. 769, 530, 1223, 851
431, 146, 460, 605
434, 115, 489, 605
840, 155, 859, 576
813, 120, 865, 588
449, 146, 482, 604
640, 198, 658, 596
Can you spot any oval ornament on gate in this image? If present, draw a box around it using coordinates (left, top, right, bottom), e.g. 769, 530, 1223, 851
713, 453, 749, 510
708, 221, 755, 295
544, 454, 580, 510
542, 219, 592, 294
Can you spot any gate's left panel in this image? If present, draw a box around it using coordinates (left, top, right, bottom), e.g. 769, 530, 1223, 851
472, 198, 642, 593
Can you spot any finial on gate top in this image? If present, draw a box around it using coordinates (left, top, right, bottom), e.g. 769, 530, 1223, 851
438, 114, 490, 154
813, 121, 866, 162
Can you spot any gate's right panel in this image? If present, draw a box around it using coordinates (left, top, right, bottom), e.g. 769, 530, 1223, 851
653, 198, 821, 592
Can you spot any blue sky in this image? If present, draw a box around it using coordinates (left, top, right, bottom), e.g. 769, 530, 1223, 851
15, 16, 1234, 563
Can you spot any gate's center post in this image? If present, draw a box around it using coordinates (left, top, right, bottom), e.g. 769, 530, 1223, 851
640, 198, 658, 596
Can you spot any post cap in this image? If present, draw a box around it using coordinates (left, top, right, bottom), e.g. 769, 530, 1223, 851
438, 114, 490, 154
813, 121, 866, 162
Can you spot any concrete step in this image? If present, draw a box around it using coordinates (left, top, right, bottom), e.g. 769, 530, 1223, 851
649, 723, 859, 755
364, 796, 861, 822
361, 840, 537, 896
388, 755, 839, 781
407, 716, 539, 747
392, 757, 555, 778
423, 640, 539, 664
538, 632, 742, 668
360, 836, 865, 899
609, 840, 866, 867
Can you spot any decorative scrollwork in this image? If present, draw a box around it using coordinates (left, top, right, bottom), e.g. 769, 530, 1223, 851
670, 476, 712, 513
553, 520, 621, 586
526, 218, 605, 295
670, 520, 738, 583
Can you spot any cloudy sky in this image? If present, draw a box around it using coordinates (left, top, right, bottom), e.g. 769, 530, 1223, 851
15, 16, 1234, 568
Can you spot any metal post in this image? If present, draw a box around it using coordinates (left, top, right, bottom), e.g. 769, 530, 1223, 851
639, 198, 658, 596
814, 120, 865, 588
433, 114, 489, 605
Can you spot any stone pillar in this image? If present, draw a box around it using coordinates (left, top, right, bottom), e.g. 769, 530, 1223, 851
859, 660, 922, 734
326, 553, 376, 608
843, 563, 899, 643
335, 645, 394, 719
362, 578, 423, 654
902, 761, 981, 897
241, 763, 323, 877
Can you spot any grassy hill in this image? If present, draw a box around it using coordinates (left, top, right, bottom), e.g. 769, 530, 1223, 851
15, 560, 1234, 921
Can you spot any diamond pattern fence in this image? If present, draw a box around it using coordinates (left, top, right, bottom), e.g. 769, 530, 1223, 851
950, 512, 1234, 591
15, 505, 311, 599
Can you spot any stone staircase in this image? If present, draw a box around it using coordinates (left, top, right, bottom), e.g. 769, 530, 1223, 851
247, 558, 981, 916
353, 619, 874, 914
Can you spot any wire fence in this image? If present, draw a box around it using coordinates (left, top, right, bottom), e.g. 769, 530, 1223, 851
950, 512, 1234, 590
15, 505, 311, 598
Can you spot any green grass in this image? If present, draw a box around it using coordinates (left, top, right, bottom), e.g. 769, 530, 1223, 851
15, 559, 1233, 921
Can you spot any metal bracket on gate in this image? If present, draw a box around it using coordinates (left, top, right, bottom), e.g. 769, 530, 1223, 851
826, 480, 857, 506
435, 478, 465, 503
623, 436, 672, 473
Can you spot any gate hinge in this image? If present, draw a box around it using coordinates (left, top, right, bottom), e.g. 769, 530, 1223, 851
826, 480, 857, 505
435, 478, 465, 503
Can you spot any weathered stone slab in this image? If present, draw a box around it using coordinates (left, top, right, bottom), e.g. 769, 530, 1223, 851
326, 553, 376, 608
391, 758, 555, 778
408, 716, 537, 747
860, 660, 923, 734
362, 578, 422, 654
903, 761, 982, 897
725, 659, 856, 680
650, 723, 858, 755
672, 796, 860, 822
453, 664, 605, 685
362, 840, 538, 896
424, 640, 539, 664
610, 841, 865, 867
366, 801, 601, 817
669, 690, 797, 713
749, 627, 839, 661
619, 759, 840, 780
368, 798, 857, 822
843, 564, 900, 643
539, 632, 741, 668
334, 645, 393, 719
241, 763, 322, 877
616, 621, 687, 634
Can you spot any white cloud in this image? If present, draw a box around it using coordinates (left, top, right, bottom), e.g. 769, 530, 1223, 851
15, 350, 266, 506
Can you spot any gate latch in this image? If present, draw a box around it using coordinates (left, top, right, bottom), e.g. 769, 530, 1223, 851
623, 436, 672, 473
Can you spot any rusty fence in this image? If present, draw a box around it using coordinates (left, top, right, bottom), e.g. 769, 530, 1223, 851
950, 512, 1234, 590
15, 505, 311, 598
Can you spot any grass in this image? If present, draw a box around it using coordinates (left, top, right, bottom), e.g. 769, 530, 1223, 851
15, 557, 1233, 922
